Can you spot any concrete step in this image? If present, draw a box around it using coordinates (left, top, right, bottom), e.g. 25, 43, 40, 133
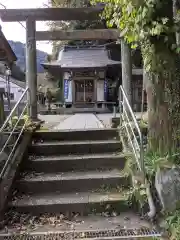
25, 153, 127, 173
29, 140, 122, 155
16, 170, 130, 194
0, 212, 161, 239
10, 191, 129, 215
33, 129, 118, 142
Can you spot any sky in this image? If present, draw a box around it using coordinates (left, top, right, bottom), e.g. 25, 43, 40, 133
0, 0, 52, 53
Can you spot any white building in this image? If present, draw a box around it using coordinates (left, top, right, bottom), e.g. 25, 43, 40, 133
0, 74, 25, 103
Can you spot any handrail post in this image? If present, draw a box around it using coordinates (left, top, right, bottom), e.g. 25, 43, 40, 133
27, 88, 31, 117
140, 136, 145, 182
119, 86, 122, 126
113, 105, 116, 118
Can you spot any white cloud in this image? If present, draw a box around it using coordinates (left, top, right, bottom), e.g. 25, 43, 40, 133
0, 0, 52, 53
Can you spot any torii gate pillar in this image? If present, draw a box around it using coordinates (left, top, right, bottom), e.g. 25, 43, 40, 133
26, 18, 38, 120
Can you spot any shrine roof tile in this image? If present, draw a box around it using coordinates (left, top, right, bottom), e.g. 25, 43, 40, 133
42, 46, 121, 69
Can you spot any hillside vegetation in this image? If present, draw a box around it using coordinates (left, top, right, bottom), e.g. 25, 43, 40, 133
8, 40, 47, 73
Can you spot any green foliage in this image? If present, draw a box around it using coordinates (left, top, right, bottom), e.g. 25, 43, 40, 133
99, 0, 172, 42
139, 119, 148, 129
165, 210, 180, 240
144, 151, 180, 179
127, 184, 147, 207
6, 114, 39, 132
93, 0, 179, 73
10, 114, 29, 128
122, 154, 148, 209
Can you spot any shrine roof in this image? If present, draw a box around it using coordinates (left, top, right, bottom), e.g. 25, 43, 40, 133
0, 26, 17, 63
42, 45, 121, 70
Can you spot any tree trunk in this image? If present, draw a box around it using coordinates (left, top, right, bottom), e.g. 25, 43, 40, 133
173, 0, 180, 45
146, 74, 171, 154
142, 45, 180, 155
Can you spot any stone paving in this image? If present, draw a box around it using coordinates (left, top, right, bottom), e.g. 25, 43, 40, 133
38, 114, 70, 130
54, 113, 104, 130
96, 114, 113, 128
39, 112, 144, 130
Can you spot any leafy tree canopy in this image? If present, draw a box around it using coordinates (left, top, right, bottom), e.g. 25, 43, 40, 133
93, 0, 180, 73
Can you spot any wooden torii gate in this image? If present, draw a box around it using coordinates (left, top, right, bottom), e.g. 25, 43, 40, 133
0, 7, 132, 120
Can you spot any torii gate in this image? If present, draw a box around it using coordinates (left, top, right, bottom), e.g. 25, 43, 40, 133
0, 7, 132, 120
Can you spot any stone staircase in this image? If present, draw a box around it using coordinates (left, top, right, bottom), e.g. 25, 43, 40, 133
0, 129, 161, 239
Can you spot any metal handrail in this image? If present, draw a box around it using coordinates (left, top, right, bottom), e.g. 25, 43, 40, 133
118, 86, 157, 218
0, 87, 29, 179
119, 85, 145, 176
